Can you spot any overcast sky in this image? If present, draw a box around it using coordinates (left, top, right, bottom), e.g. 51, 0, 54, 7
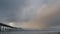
0, 0, 60, 30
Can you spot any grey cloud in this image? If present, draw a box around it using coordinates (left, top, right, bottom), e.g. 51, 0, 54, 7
0, 0, 25, 23
0, 0, 60, 29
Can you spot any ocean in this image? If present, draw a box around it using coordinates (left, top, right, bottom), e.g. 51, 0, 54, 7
0, 30, 59, 34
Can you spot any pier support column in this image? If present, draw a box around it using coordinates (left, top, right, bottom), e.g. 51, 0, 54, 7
58, 32, 59, 34
0, 25, 1, 31
3, 26, 4, 31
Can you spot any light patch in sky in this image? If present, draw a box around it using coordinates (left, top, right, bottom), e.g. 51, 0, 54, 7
8, 22, 14, 26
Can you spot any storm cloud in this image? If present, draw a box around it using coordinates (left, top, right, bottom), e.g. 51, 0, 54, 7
0, 0, 60, 30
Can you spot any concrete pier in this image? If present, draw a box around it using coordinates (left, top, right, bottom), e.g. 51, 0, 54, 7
0, 23, 15, 31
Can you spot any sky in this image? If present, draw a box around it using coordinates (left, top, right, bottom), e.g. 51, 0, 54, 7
0, 0, 60, 30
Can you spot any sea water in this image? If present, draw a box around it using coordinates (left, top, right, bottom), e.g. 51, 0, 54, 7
0, 30, 59, 34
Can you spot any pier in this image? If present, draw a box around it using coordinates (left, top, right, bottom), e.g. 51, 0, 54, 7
0, 23, 16, 31
0, 23, 60, 34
